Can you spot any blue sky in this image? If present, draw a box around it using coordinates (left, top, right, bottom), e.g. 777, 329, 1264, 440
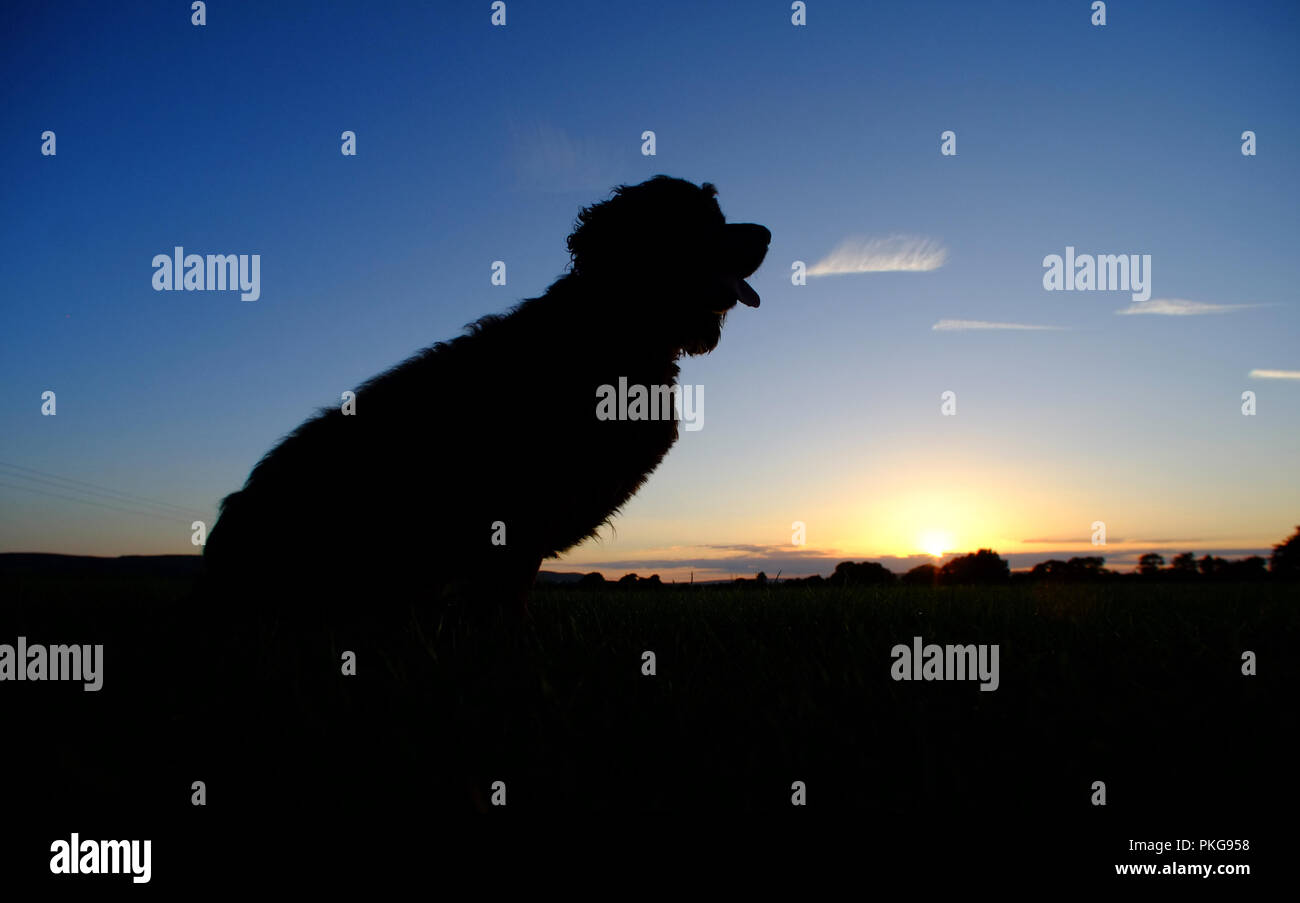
2, 0, 1297, 577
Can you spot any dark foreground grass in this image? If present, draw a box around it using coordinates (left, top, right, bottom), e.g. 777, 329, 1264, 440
2, 572, 1294, 885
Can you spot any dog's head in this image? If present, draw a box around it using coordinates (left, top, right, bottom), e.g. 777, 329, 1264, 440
566, 176, 771, 356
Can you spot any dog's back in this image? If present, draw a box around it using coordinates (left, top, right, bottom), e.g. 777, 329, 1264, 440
204, 281, 681, 609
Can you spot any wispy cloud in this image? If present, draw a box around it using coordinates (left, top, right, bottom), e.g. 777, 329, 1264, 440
701, 543, 837, 558
808, 235, 946, 276
1249, 369, 1300, 380
1115, 298, 1256, 316
510, 122, 619, 193
932, 319, 1064, 331
1023, 535, 1238, 545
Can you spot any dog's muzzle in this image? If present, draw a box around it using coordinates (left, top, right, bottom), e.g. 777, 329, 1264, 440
720, 223, 771, 308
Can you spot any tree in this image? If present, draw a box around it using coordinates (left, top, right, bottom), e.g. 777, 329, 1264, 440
938, 549, 1010, 585
1222, 556, 1267, 581
1270, 526, 1300, 578
901, 563, 938, 586
1028, 557, 1107, 582
1138, 553, 1165, 576
577, 571, 606, 588
1170, 552, 1197, 576
830, 561, 896, 586
1193, 554, 1267, 581
1066, 556, 1107, 580
1030, 559, 1069, 580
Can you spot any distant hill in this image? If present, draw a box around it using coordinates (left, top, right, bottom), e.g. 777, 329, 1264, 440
0, 558, 681, 585
0, 553, 205, 577
535, 570, 585, 585
535, 570, 737, 586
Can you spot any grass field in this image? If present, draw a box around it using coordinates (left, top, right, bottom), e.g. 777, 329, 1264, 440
2, 569, 1294, 883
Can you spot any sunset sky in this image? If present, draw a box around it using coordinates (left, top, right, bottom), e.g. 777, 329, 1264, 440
2, 1, 1297, 580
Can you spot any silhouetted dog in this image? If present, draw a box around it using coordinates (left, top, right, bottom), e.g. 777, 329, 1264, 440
203, 176, 770, 614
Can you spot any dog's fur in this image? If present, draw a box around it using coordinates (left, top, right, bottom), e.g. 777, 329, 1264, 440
203, 176, 770, 612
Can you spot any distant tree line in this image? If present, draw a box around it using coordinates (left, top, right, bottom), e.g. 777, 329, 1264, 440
558, 526, 1300, 589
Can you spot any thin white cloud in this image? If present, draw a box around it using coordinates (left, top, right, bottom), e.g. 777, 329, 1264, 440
808, 235, 946, 276
510, 122, 618, 193
1115, 298, 1256, 316
932, 319, 1063, 331
1249, 369, 1300, 380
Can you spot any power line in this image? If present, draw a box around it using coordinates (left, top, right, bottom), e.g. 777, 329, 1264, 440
0, 480, 197, 524
0, 460, 210, 518
0, 467, 207, 519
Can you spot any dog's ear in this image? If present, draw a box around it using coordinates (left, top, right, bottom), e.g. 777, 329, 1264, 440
566, 186, 629, 273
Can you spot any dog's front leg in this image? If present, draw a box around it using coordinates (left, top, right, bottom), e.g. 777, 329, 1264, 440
440, 553, 542, 623
504, 554, 544, 619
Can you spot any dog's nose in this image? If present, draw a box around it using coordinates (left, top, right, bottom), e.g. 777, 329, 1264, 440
722, 223, 771, 278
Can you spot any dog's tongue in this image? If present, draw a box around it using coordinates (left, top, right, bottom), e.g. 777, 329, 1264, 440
732, 276, 761, 308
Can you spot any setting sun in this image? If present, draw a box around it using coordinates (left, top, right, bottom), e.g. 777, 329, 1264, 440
920, 531, 952, 558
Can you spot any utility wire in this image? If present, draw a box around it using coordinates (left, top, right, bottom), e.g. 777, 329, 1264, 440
0, 480, 197, 524
0, 460, 210, 518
